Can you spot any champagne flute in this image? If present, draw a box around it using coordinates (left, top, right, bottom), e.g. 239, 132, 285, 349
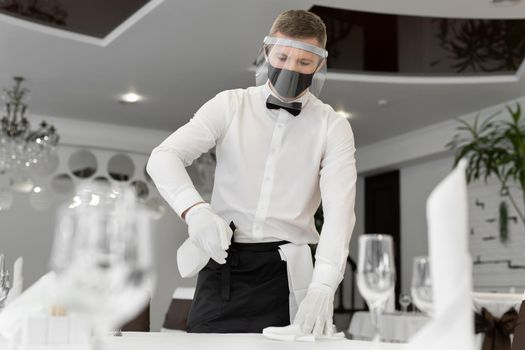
411, 256, 433, 315
50, 184, 155, 349
356, 234, 396, 342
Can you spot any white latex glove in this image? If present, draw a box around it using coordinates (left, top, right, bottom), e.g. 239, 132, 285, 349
185, 203, 233, 264
293, 283, 336, 337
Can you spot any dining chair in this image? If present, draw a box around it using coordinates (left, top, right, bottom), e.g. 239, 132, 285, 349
161, 287, 195, 331
511, 300, 525, 350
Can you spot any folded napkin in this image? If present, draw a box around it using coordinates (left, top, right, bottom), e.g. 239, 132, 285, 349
5, 257, 23, 304
277, 243, 313, 322
262, 324, 345, 342
177, 238, 209, 278
408, 159, 475, 350
0, 272, 56, 340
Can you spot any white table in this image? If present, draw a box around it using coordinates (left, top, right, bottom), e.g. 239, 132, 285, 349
0, 333, 411, 350
105, 332, 407, 350
0, 332, 408, 350
349, 312, 430, 342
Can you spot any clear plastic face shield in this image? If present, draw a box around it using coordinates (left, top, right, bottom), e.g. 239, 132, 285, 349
255, 36, 328, 100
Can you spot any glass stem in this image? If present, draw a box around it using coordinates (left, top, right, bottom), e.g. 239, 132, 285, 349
369, 304, 383, 342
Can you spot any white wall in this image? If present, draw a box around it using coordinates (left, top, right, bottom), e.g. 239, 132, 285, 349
352, 153, 459, 304
399, 154, 455, 294
358, 94, 525, 299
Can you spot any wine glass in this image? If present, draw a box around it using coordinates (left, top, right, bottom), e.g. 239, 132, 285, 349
50, 184, 155, 349
0, 254, 10, 310
399, 294, 412, 313
410, 256, 433, 315
356, 234, 396, 342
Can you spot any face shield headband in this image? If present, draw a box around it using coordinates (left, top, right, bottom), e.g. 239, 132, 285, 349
255, 36, 328, 99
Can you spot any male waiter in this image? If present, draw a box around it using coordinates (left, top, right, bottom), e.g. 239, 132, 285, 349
147, 9, 356, 336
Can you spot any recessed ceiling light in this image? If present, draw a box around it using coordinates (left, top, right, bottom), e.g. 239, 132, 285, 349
337, 110, 352, 119
378, 99, 388, 107
120, 92, 142, 104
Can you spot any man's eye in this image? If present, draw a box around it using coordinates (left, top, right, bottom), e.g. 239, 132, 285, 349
277, 55, 288, 61
300, 61, 312, 66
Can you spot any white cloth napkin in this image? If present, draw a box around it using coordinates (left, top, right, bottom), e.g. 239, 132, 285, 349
5, 257, 23, 304
177, 238, 209, 278
408, 159, 475, 350
277, 243, 313, 322
263, 324, 345, 342
0, 272, 56, 340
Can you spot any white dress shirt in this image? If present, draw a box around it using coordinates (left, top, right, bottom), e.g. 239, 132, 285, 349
147, 83, 356, 288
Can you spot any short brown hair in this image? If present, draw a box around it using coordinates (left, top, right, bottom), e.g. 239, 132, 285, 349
269, 10, 327, 48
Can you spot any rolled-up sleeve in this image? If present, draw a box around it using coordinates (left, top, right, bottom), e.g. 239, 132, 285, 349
312, 116, 357, 289
146, 91, 232, 218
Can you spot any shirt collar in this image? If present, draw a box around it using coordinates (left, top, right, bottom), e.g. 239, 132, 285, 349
262, 81, 310, 107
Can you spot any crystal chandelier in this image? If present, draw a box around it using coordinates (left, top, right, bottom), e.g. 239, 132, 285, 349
0, 76, 59, 175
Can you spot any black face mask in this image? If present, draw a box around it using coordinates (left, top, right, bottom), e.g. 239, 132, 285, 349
267, 64, 314, 99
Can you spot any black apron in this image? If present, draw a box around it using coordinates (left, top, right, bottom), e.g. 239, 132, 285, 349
186, 239, 290, 333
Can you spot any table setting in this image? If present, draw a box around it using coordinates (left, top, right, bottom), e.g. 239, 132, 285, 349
0, 160, 516, 350
0, 184, 153, 350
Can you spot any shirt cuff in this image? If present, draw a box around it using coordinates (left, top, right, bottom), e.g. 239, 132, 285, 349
310, 262, 340, 291
170, 186, 205, 218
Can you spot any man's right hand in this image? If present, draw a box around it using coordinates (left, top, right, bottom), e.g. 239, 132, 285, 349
185, 203, 233, 264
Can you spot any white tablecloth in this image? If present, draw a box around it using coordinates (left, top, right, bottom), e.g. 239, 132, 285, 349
348, 312, 430, 343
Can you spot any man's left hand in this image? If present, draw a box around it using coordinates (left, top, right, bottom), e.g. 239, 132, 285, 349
293, 283, 336, 336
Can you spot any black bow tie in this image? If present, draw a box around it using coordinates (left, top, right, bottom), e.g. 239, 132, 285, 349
266, 95, 302, 116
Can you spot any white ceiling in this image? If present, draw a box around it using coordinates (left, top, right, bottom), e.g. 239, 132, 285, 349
1, 0, 525, 148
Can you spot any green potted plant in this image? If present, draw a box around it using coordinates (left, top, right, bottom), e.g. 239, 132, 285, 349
447, 103, 525, 242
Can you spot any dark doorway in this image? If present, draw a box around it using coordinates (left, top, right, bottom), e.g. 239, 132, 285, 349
364, 170, 401, 309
